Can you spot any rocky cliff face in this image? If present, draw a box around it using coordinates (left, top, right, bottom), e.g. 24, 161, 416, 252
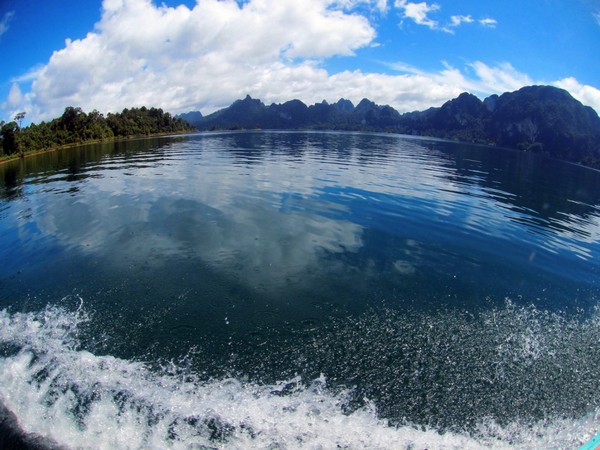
488, 86, 600, 164
185, 86, 600, 168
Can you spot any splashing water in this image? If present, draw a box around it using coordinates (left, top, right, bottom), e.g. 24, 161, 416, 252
1, 303, 598, 449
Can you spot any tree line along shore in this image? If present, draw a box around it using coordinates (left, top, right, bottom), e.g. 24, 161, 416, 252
3, 85, 600, 169
0, 106, 196, 163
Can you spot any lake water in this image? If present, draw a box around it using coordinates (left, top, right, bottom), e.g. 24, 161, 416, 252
0, 131, 599, 449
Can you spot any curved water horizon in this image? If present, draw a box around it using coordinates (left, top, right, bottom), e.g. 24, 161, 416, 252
0, 131, 599, 448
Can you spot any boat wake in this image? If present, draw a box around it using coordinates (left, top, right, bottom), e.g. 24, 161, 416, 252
0, 304, 598, 449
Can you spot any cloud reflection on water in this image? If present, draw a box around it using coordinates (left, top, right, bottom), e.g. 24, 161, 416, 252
3, 131, 600, 304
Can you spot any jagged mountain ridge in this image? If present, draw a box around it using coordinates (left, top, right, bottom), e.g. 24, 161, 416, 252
181, 86, 600, 169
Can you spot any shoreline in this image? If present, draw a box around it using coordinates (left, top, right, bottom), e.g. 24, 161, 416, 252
0, 130, 195, 166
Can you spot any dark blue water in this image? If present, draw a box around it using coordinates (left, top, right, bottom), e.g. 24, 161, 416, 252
0, 131, 599, 448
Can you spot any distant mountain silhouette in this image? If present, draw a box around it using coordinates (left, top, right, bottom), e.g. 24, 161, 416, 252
181, 86, 600, 169
177, 110, 203, 124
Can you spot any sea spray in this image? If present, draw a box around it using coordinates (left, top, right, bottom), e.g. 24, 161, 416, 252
229, 300, 600, 432
0, 304, 598, 449
0, 307, 487, 449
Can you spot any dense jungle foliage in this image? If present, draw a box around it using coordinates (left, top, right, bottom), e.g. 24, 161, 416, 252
0, 106, 196, 158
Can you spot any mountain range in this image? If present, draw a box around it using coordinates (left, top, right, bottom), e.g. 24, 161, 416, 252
178, 86, 600, 169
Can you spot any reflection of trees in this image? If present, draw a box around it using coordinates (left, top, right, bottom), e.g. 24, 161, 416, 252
3, 130, 600, 241
0, 163, 24, 200
0, 137, 182, 201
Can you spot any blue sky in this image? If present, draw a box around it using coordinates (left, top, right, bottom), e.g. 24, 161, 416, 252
1, 0, 599, 124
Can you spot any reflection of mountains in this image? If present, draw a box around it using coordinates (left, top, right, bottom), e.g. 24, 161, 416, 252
2, 130, 600, 243
197, 131, 600, 239
208, 130, 359, 164
437, 143, 600, 241
3, 130, 598, 312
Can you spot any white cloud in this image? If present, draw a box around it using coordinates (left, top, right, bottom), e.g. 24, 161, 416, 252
1, 83, 24, 118
334, 0, 389, 13
393, 2, 496, 33
6, 83, 23, 109
479, 17, 497, 27
376, 0, 389, 13
4, 0, 598, 122
385, 60, 600, 115
450, 15, 473, 27
441, 14, 475, 33
553, 77, 600, 115
18, 0, 378, 121
10, 65, 44, 84
394, 0, 440, 29
0, 11, 14, 39
467, 61, 534, 94
387, 60, 530, 99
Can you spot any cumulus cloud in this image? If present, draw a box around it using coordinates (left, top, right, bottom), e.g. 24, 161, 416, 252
7, 0, 465, 120
394, 0, 440, 29
553, 77, 600, 115
3, 0, 598, 122
388, 61, 600, 114
10, 65, 44, 84
471, 62, 597, 114
5, 83, 23, 109
17, 0, 381, 121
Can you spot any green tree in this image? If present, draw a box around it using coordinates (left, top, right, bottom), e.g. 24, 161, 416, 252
1, 121, 19, 155
14, 112, 26, 156
2, 105, 195, 159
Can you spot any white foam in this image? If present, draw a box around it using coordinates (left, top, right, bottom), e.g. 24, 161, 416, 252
0, 306, 597, 449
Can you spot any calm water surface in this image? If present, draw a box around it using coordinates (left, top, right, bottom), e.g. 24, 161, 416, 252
0, 131, 599, 449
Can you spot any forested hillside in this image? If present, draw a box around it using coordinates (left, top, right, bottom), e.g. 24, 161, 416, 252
1, 106, 196, 159
188, 86, 600, 169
